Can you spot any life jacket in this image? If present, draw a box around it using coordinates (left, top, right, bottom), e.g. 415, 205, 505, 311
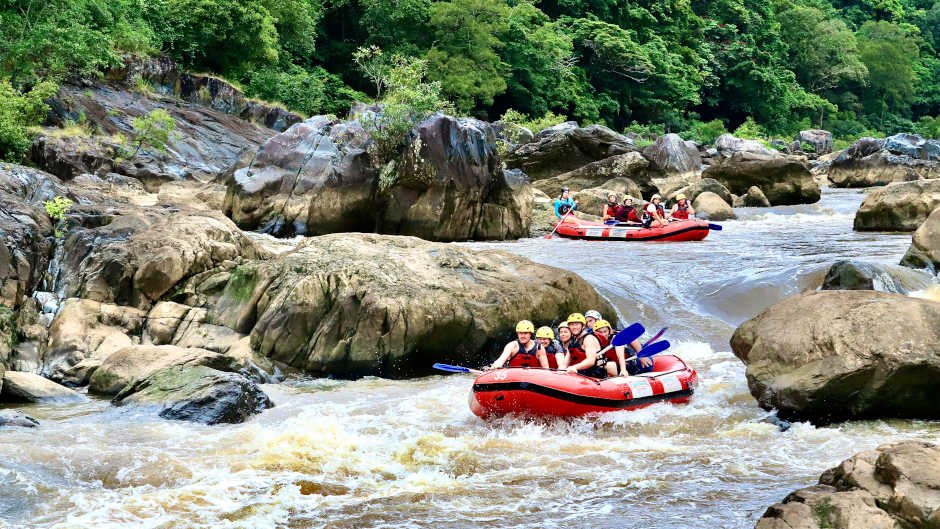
506, 339, 541, 368
604, 202, 619, 219
543, 340, 562, 369
568, 331, 600, 367
643, 203, 665, 220
673, 203, 690, 220
617, 205, 640, 223
593, 333, 612, 369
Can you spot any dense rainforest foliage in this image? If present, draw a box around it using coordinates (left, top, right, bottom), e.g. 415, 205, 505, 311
1, 0, 939, 156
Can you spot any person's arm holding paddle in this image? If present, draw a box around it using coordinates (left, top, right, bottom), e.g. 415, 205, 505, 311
488, 341, 517, 370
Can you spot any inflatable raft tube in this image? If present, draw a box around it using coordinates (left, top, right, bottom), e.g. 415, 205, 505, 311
553, 218, 710, 242
470, 354, 697, 419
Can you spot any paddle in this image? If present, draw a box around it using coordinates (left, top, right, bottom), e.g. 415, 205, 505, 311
635, 339, 670, 358
708, 223, 723, 231
642, 327, 667, 347
433, 363, 484, 375
595, 322, 645, 356
544, 203, 575, 239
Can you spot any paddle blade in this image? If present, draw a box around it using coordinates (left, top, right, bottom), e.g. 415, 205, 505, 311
708, 223, 723, 231
432, 363, 470, 373
643, 327, 668, 347
637, 340, 670, 358
611, 322, 645, 347
543, 234, 553, 239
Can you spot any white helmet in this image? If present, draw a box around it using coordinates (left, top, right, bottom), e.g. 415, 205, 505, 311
585, 310, 602, 320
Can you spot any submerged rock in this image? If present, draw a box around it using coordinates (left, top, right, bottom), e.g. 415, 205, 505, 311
901, 207, 940, 273
853, 179, 940, 232
112, 365, 272, 424
704, 152, 820, 205
504, 123, 637, 181
0, 410, 39, 428
1, 371, 86, 403
755, 441, 940, 529
730, 290, 940, 424
820, 260, 927, 294
204, 233, 615, 377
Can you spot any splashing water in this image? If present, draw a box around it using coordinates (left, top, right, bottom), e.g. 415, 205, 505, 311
1, 188, 938, 529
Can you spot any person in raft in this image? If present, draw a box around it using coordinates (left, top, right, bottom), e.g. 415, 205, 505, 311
670, 193, 695, 220
488, 320, 549, 369
584, 309, 602, 331
602, 193, 620, 224
555, 321, 573, 369
643, 194, 668, 228
563, 313, 610, 378
594, 320, 652, 376
554, 187, 578, 219
616, 196, 642, 224
535, 326, 564, 369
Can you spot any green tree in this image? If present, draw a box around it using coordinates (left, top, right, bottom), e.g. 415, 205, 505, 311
0, 80, 58, 162
778, 8, 868, 96
426, 0, 510, 112
857, 21, 920, 126
129, 109, 175, 156
245, 65, 365, 116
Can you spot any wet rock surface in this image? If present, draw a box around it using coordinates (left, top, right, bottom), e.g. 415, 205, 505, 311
1, 371, 86, 403
704, 152, 820, 205
0, 410, 39, 428
112, 365, 272, 424
731, 290, 940, 424
504, 123, 638, 181
821, 260, 931, 294
854, 179, 940, 231
755, 441, 940, 529
830, 135, 940, 188
225, 113, 532, 241
901, 207, 940, 272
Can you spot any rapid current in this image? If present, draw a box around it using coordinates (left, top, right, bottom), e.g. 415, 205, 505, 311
2, 188, 938, 529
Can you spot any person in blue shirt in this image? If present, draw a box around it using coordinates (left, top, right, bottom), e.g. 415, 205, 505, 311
553, 187, 578, 219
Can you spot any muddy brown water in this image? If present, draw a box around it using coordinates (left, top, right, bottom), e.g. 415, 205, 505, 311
2, 188, 938, 529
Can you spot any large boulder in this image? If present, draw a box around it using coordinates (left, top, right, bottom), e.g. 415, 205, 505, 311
88, 344, 253, 395
0, 166, 62, 309
703, 152, 820, 205
44, 299, 145, 379
829, 136, 940, 188
642, 133, 702, 181
202, 233, 615, 377
901, 207, 940, 272
504, 123, 638, 181
714, 134, 777, 157
755, 441, 940, 529
692, 191, 736, 221
573, 179, 644, 216
225, 113, 533, 241
112, 365, 273, 424
730, 290, 940, 424
668, 178, 734, 206
797, 130, 833, 154
532, 152, 651, 197
853, 179, 940, 232
1, 371, 86, 403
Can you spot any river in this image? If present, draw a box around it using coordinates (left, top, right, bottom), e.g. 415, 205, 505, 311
2, 188, 938, 529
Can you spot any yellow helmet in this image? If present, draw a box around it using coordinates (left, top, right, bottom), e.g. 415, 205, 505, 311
676, 193, 687, 201
566, 313, 587, 325
515, 320, 535, 333
594, 319, 612, 331
536, 326, 555, 339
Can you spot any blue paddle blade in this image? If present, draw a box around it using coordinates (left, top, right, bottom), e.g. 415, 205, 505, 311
708, 223, 723, 231
637, 339, 670, 358
432, 363, 470, 373
611, 322, 645, 347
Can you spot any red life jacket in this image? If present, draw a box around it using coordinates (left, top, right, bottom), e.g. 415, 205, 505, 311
673, 203, 690, 220
568, 331, 601, 367
644, 203, 665, 221
604, 202, 619, 219
594, 333, 614, 368
542, 340, 561, 369
506, 339, 541, 367
616, 205, 640, 223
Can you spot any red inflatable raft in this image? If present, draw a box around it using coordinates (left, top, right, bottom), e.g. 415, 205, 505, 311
553, 217, 710, 242
470, 355, 697, 419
